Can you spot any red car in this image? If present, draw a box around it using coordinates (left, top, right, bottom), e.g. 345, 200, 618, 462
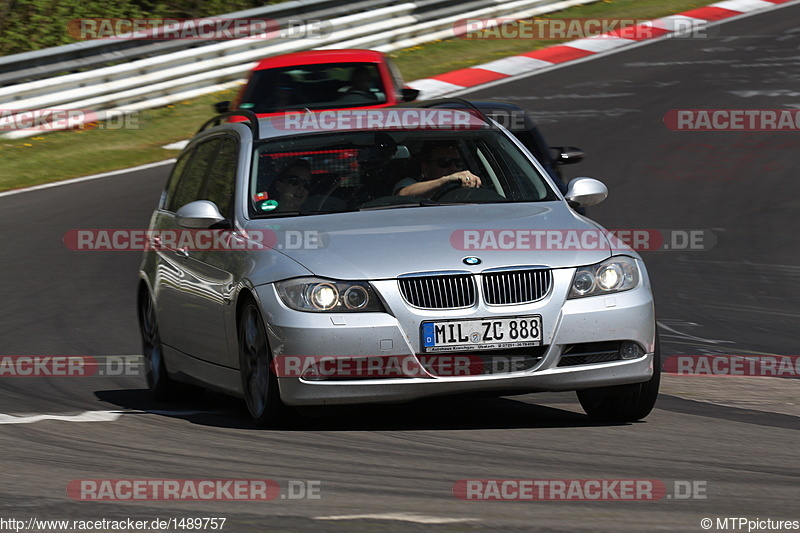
215, 49, 419, 117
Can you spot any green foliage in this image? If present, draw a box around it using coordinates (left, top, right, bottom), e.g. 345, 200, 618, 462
0, 0, 286, 56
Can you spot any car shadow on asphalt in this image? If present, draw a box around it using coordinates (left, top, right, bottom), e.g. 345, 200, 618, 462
94, 388, 619, 431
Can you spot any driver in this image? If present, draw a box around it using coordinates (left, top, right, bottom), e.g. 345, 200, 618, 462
394, 141, 482, 198
270, 159, 312, 212
347, 66, 376, 99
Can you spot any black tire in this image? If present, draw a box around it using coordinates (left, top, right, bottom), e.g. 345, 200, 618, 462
138, 289, 182, 401
239, 298, 286, 427
577, 335, 661, 423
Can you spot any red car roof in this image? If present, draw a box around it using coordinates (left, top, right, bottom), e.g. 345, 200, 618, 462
252, 49, 387, 71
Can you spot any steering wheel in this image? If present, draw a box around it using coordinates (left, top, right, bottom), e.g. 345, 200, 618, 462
430, 180, 463, 201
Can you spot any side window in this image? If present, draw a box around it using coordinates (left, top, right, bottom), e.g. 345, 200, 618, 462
167, 138, 221, 212
201, 137, 238, 218
162, 151, 192, 210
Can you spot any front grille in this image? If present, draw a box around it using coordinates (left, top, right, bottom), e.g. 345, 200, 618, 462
399, 274, 476, 309
483, 269, 552, 305
557, 341, 622, 367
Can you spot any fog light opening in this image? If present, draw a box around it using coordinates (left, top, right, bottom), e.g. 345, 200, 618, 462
619, 341, 645, 360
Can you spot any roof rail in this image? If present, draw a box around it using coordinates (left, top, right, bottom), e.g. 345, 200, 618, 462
197, 110, 260, 138
397, 97, 496, 127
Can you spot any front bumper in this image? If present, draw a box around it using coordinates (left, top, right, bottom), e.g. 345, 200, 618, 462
254, 264, 655, 406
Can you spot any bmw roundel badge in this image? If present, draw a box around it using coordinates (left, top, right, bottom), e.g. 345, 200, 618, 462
463, 256, 482, 266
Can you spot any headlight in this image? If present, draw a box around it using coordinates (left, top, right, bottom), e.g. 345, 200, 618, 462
276, 277, 385, 312
568, 256, 639, 299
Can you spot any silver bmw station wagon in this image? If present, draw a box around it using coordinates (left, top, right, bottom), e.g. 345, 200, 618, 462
138, 102, 659, 427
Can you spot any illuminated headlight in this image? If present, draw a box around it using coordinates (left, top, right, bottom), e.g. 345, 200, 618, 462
597, 263, 623, 291
306, 283, 338, 310
276, 277, 384, 312
568, 256, 639, 299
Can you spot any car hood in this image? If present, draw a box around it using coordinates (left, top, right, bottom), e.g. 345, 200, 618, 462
244, 203, 615, 280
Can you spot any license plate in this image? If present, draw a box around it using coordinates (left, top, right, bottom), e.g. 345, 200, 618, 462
421, 316, 542, 353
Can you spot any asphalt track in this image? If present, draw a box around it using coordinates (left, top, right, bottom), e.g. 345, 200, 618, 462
1, 4, 799, 531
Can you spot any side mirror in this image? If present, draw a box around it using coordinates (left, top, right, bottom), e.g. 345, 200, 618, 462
214, 101, 231, 114
552, 146, 585, 165
400, 88, 420, 102
175, 200, 226, 229
565, 177, 607, 208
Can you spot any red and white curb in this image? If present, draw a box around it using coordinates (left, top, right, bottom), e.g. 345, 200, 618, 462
408, 0, 798, 98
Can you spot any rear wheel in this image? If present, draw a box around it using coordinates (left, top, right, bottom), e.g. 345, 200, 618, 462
577, 335, 661, 423
239, 299, 285, 427
138, 290, 181, 401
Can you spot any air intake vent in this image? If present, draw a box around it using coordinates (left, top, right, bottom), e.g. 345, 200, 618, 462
558, 341, 623, 367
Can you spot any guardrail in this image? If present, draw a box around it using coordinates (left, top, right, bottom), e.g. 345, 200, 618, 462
1, 0, 595, 139
0, 0, 371, 86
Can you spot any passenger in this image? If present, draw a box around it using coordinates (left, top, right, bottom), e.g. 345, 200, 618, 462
394, 142, 482, 198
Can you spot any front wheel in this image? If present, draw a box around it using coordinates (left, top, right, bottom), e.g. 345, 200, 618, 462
239, 299, 286, 427
577, 335, 661, 423
138, 289, 181, 400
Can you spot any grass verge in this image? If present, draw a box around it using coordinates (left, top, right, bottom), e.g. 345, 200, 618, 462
0, 0, 719, 192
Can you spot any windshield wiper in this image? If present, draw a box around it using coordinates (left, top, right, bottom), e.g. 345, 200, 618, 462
359, 202, 422, 211
359, 200, 478, 211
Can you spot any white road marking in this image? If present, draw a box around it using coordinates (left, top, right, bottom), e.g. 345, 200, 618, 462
0, 408, 232, 425
314, 513, 479, 524
0, 159, 175, 199
0, 410, 123, 424
162, 140, 189, 150
658, 319, 735, 345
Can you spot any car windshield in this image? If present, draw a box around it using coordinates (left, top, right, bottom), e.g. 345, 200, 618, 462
249, 124, 559, 217
240, 63, 387, 114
